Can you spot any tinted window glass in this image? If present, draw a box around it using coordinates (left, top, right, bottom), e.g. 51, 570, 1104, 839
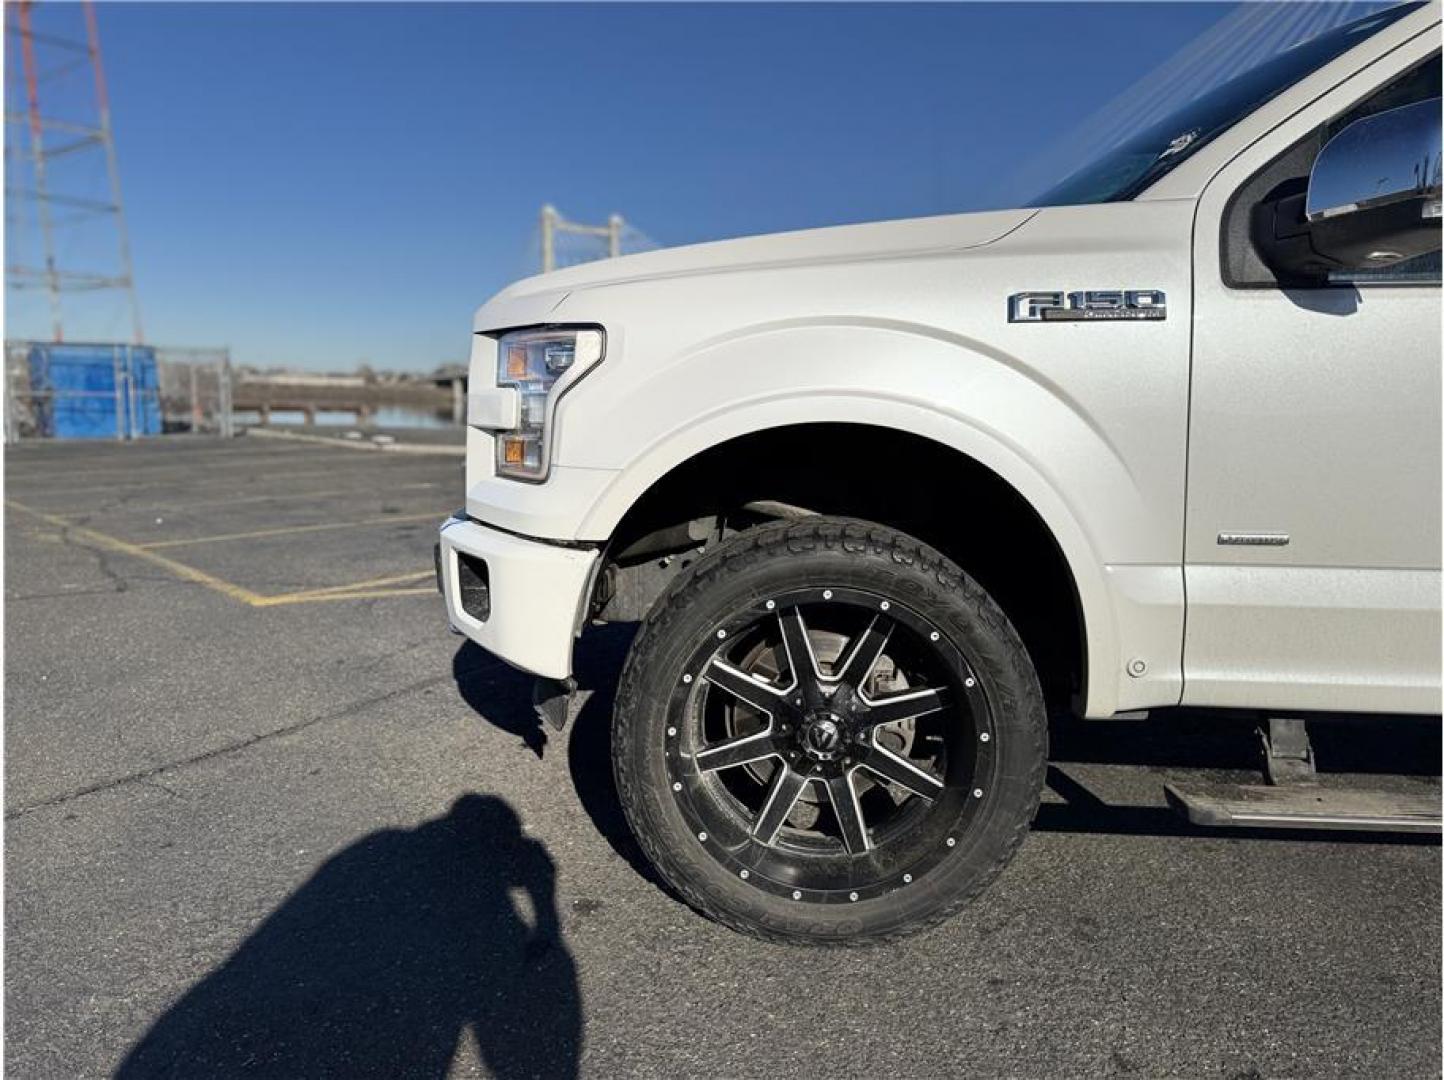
1032, 3, 1421, 207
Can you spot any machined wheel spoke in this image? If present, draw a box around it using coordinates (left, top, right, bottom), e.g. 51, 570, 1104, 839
703, 658, 785, 715
666, 585, 1000, 910
826, 773, 870, 853
834, 615, 893, 689
752, 764, 810, 845
694, 729, 781, 772
861, 686, 953, 729
857, 743, 945, 800
777, 606, 820, 689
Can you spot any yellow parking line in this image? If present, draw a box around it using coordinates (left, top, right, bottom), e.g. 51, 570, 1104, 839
6, 499, 265, 605
6, 499, 438, 609
259, 569, 435, 603
272, 569, 435, 596
4, 449, 354, 485
5, 459, 447, 494
138, 512, 439, 550
13, 480, 440, 513
256, 585, 436, 607
141, 482, 441, 514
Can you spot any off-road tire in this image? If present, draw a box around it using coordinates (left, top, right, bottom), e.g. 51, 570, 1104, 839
612, 516, 1047, 945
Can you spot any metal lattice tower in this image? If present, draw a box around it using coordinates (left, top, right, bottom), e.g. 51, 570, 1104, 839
5, 0, 143, 344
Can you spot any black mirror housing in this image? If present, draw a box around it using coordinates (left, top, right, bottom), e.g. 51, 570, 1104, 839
1251, 178, 1336, 285
1309, 195, 1441, 269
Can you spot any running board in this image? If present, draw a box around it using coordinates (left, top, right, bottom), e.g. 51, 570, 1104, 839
1165, 782, 1441, 834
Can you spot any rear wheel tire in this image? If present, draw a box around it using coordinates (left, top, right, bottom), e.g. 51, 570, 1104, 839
612, 517, 1047, 945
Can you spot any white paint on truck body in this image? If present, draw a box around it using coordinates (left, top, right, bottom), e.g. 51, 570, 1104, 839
444, 2, 1442, 717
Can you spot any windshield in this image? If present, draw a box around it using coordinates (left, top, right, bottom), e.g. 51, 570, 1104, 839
1031, 3, 1422, 207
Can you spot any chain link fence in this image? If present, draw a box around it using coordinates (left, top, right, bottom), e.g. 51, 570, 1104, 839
4, 341, 234, 443
155, 346, 234, 438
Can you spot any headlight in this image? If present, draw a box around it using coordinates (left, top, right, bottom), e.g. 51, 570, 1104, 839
493, 327, 604, 481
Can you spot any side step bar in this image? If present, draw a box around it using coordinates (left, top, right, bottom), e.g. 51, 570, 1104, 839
1165, 782, 1441, 834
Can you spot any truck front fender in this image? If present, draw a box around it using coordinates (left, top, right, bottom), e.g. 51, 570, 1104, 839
551, 319, 1181, 717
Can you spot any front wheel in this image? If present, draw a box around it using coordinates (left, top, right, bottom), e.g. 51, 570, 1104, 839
612, 517, 1047, 944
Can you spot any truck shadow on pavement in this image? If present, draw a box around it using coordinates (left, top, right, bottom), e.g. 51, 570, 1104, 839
1036, 764, 1435, 846
115, 794, 581, 1079
1039, 711, 1440, 846
452, 643, 551, 758
453, 630, 1440, 895
451, 628, 664, 888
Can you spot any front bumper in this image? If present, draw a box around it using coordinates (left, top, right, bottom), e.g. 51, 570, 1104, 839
437, 515, 599, 679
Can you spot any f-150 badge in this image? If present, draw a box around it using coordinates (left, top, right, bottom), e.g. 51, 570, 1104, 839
1008, 290, 1166, 323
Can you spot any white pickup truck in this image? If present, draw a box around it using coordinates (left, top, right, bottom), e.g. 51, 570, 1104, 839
439, 3, 1442, 943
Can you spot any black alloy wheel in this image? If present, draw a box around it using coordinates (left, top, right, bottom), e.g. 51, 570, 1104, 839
670, 585, 992, 904
613, 517, 1047, 944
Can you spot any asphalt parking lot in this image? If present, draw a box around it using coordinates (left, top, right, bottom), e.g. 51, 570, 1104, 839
5, 435, 1440, 1079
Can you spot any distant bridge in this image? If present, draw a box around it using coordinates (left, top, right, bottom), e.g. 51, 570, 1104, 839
232, 376, 464, 427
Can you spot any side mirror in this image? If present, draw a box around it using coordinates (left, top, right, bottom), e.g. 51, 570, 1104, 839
1306, 97, 1442, 269
1251, 97, 1441, 283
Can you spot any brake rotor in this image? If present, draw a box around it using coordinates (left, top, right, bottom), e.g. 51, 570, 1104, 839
725, 628, 919, 828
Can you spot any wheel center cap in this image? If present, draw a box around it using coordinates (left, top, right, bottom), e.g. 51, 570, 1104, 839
802, 715, 844, 759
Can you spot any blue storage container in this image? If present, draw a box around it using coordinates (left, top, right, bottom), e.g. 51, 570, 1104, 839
26, 343, 161, 439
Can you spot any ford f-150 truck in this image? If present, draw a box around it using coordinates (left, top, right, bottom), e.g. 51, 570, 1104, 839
438, 3, 1443, 943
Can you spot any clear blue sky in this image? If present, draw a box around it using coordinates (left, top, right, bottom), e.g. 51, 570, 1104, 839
14, 2, 1256, 370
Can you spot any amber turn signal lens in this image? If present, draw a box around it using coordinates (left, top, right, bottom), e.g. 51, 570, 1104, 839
505, 344, 528, 380
501, 437, 524, 465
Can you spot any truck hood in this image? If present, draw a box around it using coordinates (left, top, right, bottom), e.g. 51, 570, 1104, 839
481, 207, 1037, 320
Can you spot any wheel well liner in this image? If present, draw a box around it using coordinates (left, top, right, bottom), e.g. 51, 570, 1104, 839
596, 423, 1087, 710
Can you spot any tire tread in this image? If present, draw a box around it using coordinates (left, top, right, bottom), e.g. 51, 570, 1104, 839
612, 517, 1047, 946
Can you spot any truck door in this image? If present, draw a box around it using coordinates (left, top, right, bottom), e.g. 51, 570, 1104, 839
1185, 50, 1442, 714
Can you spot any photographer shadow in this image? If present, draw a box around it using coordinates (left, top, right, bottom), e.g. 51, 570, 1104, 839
116, 794, 580, 1079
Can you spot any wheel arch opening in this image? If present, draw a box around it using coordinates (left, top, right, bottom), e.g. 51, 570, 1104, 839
593, 422, 1087, 714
